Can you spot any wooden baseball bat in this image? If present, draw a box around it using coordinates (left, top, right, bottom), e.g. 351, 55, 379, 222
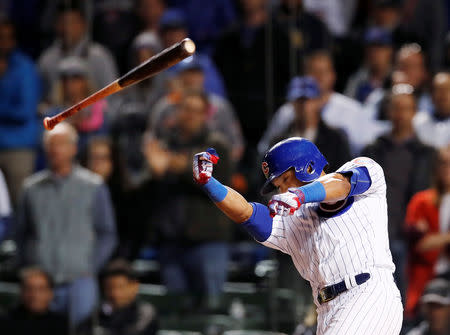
43, 38, 196, 130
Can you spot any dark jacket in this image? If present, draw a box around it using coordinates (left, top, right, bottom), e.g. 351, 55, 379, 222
96, 301, 157, 335
79, 301, 158, 335
1, 304, 68, 335
275, 120, 352, 174
362, 135, 435, 239
152, 128, 233, 243
214, 20, 290, 145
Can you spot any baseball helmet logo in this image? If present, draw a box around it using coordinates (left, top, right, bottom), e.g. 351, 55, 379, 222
262, 161, 270, 179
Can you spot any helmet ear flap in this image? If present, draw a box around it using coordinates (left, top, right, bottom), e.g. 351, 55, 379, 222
307, 161, 316, 175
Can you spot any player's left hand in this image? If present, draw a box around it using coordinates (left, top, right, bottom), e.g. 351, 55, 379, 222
193, 148, 219, 185
268, 188, 304, 217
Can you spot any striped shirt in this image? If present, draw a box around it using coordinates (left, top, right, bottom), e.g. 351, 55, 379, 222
261, 157, 395, 300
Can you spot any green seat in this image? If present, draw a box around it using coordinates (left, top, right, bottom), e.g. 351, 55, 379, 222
0, 281, 19, 309
157, 331, 202, 335
223, 331, 287, 335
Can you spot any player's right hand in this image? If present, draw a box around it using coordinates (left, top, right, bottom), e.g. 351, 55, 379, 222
268, 189, 302, 217
193, 148, 219, 185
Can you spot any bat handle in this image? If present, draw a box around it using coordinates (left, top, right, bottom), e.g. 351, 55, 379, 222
43, 107, 77, 130
43, 116, 57, 130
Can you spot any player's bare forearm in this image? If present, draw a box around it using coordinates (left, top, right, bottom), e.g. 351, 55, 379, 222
317, 173, 352, 203
215, 186, 253, 223
193, 148, 253, 223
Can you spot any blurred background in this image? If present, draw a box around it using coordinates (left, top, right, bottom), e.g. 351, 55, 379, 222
0, 0, 449, 334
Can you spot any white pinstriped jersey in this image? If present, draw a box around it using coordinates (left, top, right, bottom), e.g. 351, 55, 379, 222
262, 157, 395, 299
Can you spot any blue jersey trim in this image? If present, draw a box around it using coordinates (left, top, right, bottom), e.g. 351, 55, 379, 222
241, 202, 273, 242
339, 166, 372, 198
317, 197, 355, 218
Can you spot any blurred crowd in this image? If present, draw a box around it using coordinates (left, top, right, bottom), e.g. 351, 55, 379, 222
0, 0, 449, 334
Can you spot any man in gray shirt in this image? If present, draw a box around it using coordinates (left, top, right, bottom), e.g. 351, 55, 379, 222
38, 5, 118, 100
16, 123, 116, 327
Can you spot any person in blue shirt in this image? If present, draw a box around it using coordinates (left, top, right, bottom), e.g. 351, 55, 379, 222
169, 0, 237, 55
159, 9, 227, 98
0, 18, 41, 206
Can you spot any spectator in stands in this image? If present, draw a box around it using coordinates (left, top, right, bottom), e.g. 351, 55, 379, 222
160, 9, 226, 98
86, 259, 158, 335
214, 0, 290, 149
143, 90, 232, 309
397, 0, 447, 73
137, 0, 166, 36
394, 43, 431, 113
362, 84, 435, 302
92, 0, 140, 73
259, 50, 363, 155
404, 145, 450, 319
345, 27, 393, 103
38, 4, 118, 100
45, 57, 109, 151
265, 76, 351, 172
172, 0, 236, 55
0, 18, 41, 206
370, 0, 419, 51
84, 137, 137, 259
302, 0, 357, 38
0, 169, 11, 242
405, 278, 450, 335
150, 56, 244, 163
2, 267, 68, 335
414, 72, 450, 149
16, 123, 117, 327
363, 44, 431, 145
273, 0, 331, 75
109, 32, 165, 183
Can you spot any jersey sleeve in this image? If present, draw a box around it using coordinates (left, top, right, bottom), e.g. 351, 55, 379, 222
260, 217, 290, 254
241, 203, 289, 254
336, 157, 386, 196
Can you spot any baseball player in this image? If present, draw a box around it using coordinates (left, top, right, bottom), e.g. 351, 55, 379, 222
193, 137, 403, 334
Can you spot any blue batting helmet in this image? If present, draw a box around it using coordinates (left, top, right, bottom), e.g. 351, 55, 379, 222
260, 137, 328, 195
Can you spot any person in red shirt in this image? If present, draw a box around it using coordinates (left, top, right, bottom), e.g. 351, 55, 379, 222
404, 145, 450, 319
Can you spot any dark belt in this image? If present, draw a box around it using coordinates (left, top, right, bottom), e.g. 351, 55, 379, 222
318, 273, 371, 304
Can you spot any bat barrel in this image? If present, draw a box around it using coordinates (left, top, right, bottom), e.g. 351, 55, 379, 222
43, 38, 196, 131
118, 38, 196, 88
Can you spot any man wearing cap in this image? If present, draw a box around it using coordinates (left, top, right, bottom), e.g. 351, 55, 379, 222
150, 55, 245, 163
261, 76, 351, 172
259, 51, 364, 155
159, 9, 226, 98
108, 32, 166, 180
38, 4, 118, 101
345, 27, 394, 103
406, 279, 450, 335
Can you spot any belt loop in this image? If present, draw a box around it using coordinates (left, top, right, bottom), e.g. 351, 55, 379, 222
344, 275, 352, 290
349, 274, 358, 288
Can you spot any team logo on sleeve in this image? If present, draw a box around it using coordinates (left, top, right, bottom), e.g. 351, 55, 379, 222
262, 161, 270, 178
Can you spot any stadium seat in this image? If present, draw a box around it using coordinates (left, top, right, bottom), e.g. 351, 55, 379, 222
223, 331, 287, 335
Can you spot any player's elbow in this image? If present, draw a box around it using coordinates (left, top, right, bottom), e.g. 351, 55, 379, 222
221, 202, 253, 223
231, 205, 254, 223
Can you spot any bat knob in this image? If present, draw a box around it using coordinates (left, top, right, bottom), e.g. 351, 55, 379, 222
43, 117, 55, 130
